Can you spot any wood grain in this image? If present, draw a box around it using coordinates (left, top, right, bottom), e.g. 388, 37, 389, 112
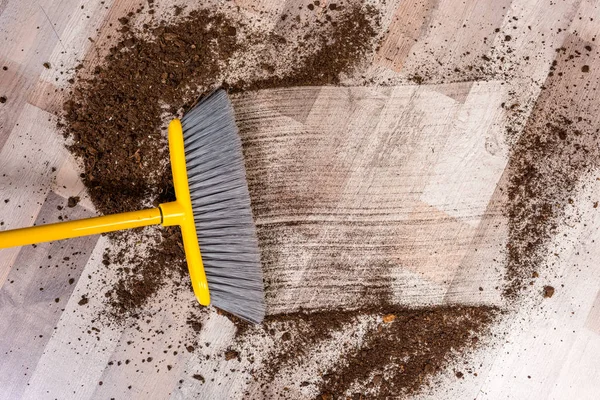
0, 191, 98, 400
1, 0, 600, 399
235, 84, 510, 312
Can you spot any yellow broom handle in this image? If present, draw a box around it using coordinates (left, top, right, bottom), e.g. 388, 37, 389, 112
0, 208, 162, 249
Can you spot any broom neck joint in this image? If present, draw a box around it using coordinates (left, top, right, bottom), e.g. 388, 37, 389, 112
159, 201, 187, 227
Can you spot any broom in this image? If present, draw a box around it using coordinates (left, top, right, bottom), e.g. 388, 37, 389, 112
0, 90, 266, 324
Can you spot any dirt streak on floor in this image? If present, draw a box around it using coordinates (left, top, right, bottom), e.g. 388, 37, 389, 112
235, 85, 508, 313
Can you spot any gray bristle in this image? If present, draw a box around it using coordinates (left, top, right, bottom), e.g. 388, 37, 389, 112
181, 90, 265, 324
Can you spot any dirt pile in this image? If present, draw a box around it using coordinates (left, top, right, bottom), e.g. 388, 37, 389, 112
63, 9, 239, 215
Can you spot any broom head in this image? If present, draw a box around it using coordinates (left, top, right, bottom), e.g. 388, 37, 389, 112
166, 89, 265, 324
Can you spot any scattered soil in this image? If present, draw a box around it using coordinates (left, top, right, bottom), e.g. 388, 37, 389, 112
62, 2, 381, 323
318, 306, 496, 399
53, 1, 595, 398
504, 40, 600, 298
259, 307, 360, 380
102, 227, 187, 320
236, 305, 497, 399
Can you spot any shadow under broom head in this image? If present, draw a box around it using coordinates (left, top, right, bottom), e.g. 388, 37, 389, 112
181, 90, 265, 324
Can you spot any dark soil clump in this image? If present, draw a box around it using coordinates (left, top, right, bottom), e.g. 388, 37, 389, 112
232, 5, 379, 90
67, 196, 80, 208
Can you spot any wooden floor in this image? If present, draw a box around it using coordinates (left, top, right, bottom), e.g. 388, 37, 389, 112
1, 0, 600, 399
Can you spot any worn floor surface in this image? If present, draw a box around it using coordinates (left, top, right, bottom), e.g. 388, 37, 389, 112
1, 0, 600, 399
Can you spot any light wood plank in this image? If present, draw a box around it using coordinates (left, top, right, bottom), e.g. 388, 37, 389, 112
0, 104, 69, 286
0, 0, 599, 399
0, 191, 98, 399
